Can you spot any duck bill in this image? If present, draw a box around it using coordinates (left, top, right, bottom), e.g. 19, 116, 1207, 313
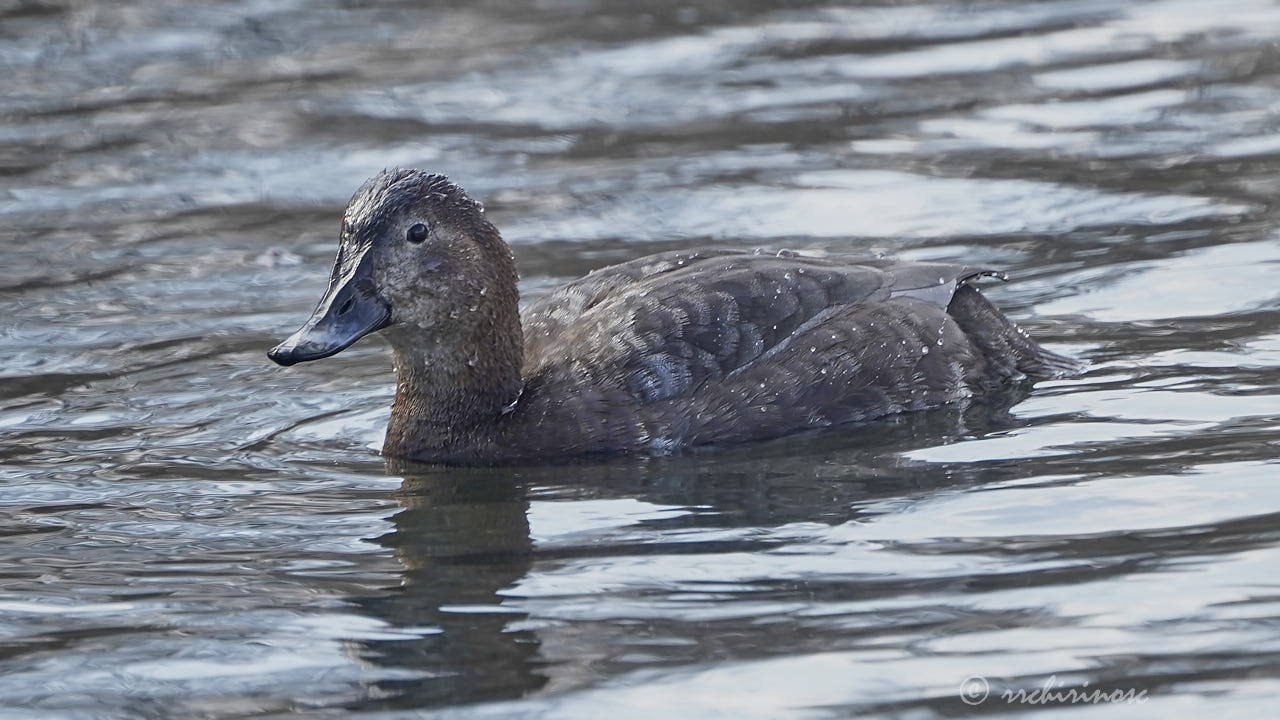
267, 257, 390, 366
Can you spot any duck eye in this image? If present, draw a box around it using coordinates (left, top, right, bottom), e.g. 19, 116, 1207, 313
406, 222, 429, 244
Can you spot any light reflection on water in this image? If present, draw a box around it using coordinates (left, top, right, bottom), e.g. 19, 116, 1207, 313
5, 0, 1280, 717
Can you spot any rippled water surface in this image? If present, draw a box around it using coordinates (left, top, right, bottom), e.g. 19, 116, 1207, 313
5, 0, 1280, 717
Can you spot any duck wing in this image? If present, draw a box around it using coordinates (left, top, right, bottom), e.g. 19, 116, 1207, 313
520, 251, 1000, 407
521, 249, 739, 361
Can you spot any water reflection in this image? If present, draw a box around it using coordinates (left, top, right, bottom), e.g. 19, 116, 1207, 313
346, 395, 1048, 709
354, 467, 545, 709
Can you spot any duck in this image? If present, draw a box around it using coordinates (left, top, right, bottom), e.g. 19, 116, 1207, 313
268, 168, 1079, 465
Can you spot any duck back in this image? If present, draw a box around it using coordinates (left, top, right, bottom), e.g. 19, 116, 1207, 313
503, 250, 1076, 457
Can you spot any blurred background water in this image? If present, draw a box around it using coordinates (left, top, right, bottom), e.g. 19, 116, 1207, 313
4, 0, 1280, 717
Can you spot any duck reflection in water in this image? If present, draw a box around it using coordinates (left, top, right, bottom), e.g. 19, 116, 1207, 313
342, 397, 1044, 710
349, 464, 545, 709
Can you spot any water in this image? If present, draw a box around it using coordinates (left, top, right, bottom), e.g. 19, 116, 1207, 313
4, 0, 1280, 717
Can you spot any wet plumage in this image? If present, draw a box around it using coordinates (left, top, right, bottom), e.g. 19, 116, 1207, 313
269, 169, 1078, 464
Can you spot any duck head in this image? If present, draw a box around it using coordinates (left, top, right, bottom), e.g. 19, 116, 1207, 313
268, 168, 518, 367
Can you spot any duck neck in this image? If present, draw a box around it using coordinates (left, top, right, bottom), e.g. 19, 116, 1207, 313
383, 264, 523, 461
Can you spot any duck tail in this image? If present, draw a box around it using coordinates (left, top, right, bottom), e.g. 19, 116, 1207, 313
947, 284, 1084, 381
1016, 341, 1085, 379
